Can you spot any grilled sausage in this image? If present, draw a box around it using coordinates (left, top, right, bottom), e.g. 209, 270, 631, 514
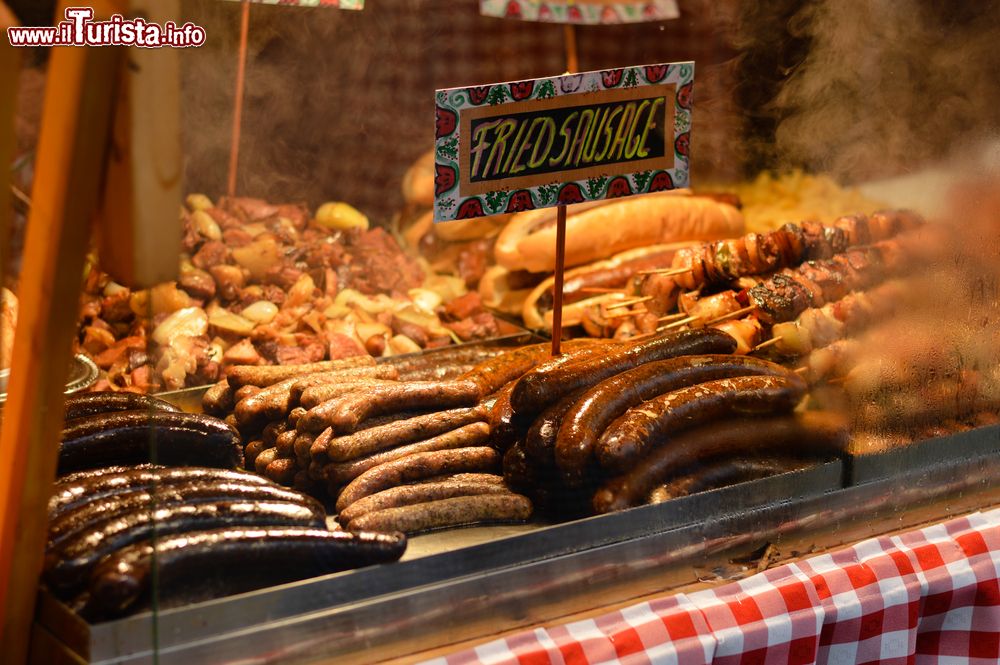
596, 374, 807, 472
261, 421, 287, 447
323, 422, 492, 488
487, 380, 522, 452
233, 385, 262, 403
85, 528, 406, 618
510, 329, 737, 418
201, 381, 234, 416
49, 467, 270, 517
275, 429, 297, 458
254, 447, 278, 475
290, 368, 399, 404
299, 381, 481, 434
324, 406, 487, 462
556, 355, 792, 484
265, 458, 297, 485
63, 392, 180, 422
233, 378, 299, 431
59, 412, 242, 474
287, 407, 307, 429
243, 439, 265, 468
335, 447, 500, 512
646, 456, 810, 503
55, 464, 163, 485
524, 388, 588, 464
458, 343, 555, 398
593, 412, 847, 513
297, 379, 398, 410
338, 477, 509, 524
48, 482, 323, 550
46, 500, 325, 595
346, 493, 532, 534
225, 357, 376, 388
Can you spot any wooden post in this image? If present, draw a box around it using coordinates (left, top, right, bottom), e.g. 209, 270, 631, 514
95, 0, 183, 288
0, 2, 123, 660
0, 2, 19, 285
549, 23, 580, 356
227, 0, 251, 197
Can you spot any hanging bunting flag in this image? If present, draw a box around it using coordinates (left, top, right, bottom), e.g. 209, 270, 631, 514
220, 0, 364, 9
480, 0, 678, 24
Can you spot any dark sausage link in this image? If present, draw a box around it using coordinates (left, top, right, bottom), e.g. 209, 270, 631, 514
46, 500, 325, 595
63, 392, 180, 422
49, 467, 269, 517
647, 456, 810, 503
593, 412, 847, 513
596, 374, 807, 472
510, 329, 737, 418
556, 355, 792, 485
48, 481, 323, 550
59, 412, 242, 474
85, 528, 405, 618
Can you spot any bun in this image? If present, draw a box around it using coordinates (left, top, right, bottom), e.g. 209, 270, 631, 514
401, 150, 435, 208
495, 191, 743, 273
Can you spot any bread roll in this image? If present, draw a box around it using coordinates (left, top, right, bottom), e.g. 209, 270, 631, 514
495, 191, 744, 273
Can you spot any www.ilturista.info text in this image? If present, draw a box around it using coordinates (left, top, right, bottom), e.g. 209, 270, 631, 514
7, 7, 206, 48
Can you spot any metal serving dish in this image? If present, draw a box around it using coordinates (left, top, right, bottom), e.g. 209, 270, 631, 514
0, 354, 99, 407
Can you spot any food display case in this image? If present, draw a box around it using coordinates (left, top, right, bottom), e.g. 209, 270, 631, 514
1, 1, 998, 664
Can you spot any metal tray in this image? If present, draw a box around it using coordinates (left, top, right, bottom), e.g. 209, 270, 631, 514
33, 459, 844, 664
848, 424, 1000, 485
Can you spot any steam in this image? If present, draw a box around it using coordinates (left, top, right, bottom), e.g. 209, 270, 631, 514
769, 0, 1000, 181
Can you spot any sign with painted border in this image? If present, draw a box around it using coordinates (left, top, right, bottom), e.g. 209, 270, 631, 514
221, 0, 363, 9
480, 0, 678, 24
434, 62, 693, 222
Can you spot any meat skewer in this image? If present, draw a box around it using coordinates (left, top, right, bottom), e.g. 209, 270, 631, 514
636, 210, 923, 315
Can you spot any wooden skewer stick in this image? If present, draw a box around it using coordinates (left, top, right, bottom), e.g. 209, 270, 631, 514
657, 315, 699, 331
703, 305, 755, 327
657, 312, 689, 323
579, 286, 625, 294
605, 295, 653, 311
793, 366, 809, 375
751, 336, 783, 352
604, 308, 647, 320
637, 267, 692, 277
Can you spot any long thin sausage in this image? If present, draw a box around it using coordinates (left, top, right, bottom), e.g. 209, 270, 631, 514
596, 374, 807, 472
323, 422, 491, 487
509, 329, 737, 418
593, 412, 847, 513
299, 381, 481, 434
346, 494, 531, 534
337, 477, 509, 524
556, 355, 793, 484
325, 407, 487, 462
335, 447, 500, 512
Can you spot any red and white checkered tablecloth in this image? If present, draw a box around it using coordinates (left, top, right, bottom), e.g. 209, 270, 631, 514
424, 507, 1000, 665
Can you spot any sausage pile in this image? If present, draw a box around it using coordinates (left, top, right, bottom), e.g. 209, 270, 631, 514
75, 195, 502, 394
205, 346, 536, 535
485, 329, 848, 514
47, 391, 406, 620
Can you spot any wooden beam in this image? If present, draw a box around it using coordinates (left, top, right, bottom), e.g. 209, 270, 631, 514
96, 0, 182, 288
0, 2, 20, 284
0, 1, 123, 661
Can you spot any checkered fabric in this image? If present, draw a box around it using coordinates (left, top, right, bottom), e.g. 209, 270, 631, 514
423, 507, 1000, 665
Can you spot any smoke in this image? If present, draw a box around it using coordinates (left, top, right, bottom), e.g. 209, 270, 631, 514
767, 0, 1000, 181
